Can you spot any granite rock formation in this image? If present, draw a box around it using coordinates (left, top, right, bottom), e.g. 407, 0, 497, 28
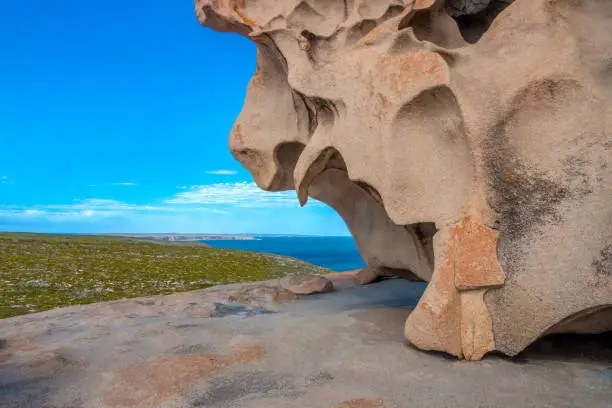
195, 0, 612, 359
3, 278, 611, 407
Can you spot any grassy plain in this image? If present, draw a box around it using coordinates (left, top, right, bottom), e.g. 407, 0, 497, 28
0, 233, 328, 318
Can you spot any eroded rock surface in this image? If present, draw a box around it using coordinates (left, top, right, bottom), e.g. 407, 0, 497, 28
195, 0, 612, 358
1, 279, 611, 407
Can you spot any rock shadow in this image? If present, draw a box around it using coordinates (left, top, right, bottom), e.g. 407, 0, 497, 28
323, 279, 427, 313
517, 332, 612, 364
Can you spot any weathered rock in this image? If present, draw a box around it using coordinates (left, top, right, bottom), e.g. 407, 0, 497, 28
101, 346, 261, 407
1, 279, 611, 407
196, 0, 612, 359
281, 274, 333, 295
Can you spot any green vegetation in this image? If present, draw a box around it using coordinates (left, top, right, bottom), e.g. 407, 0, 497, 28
0, 233, 328, 319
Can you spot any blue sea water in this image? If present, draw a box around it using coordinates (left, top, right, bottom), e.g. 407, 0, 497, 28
201, 236, 365, 272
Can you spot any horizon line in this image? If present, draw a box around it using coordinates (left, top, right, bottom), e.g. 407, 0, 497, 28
0, 231, 353, 238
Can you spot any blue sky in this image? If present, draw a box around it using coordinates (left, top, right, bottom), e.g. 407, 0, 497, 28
0, 0, 349, 235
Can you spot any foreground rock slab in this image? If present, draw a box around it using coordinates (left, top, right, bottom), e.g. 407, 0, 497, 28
1, 279, 610, 408
195, 0, 612, 358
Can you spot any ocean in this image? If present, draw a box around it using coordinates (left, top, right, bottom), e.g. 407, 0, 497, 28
201, 236, 365, 272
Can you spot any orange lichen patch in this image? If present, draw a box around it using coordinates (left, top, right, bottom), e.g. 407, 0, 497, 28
404, 228, 463, 358
102, 343, 262, 407
230, 343, 263, 363
360, 4, 418, 46
419, 230, 460, 313
103, 354, 228, 407
397, 51, 448, 81
452, 216, 505, 290
413, 0, 437, 9
232, 6, 259, 29
361, 22, 395, 45
406, 218, 501, 359
331, 398, 391, 408
376, 51, 449, 103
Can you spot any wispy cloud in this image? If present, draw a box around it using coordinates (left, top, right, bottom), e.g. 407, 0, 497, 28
110, 182, 137, 186
204, 170, 238, 175
1, 176, 12, 185
42, 198, 176, 214
0, 198, 228, 223
166, 182, 323, 208
0, 188, 247, 220
87, 182, 137, 187
23, 209, 42, 215
0, 181, 324, 231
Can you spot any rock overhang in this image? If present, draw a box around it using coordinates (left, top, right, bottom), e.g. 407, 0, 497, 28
195, 0, 612, 359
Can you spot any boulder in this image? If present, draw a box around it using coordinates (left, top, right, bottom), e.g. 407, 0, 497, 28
281, 274, 333, 295
195, 0, 612, 359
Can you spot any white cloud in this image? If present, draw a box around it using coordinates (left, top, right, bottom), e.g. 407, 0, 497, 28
87, 182, 137, 187
165, 182, 323, 208
43, 199, 172, 214
0, 195, 235, 223
204, 170, 238, 175
110, 182, 137, 186
0, 181, 324, 230
77, 198, 124, 207
24, 209, 42, 215
1, 176, 12, 185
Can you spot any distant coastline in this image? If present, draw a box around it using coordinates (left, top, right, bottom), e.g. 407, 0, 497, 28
3, 233, 362, 270
102, 233, 349, 242
106, 234, 258, 242
203, 236, 365, 271
106, 234, 364, 271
